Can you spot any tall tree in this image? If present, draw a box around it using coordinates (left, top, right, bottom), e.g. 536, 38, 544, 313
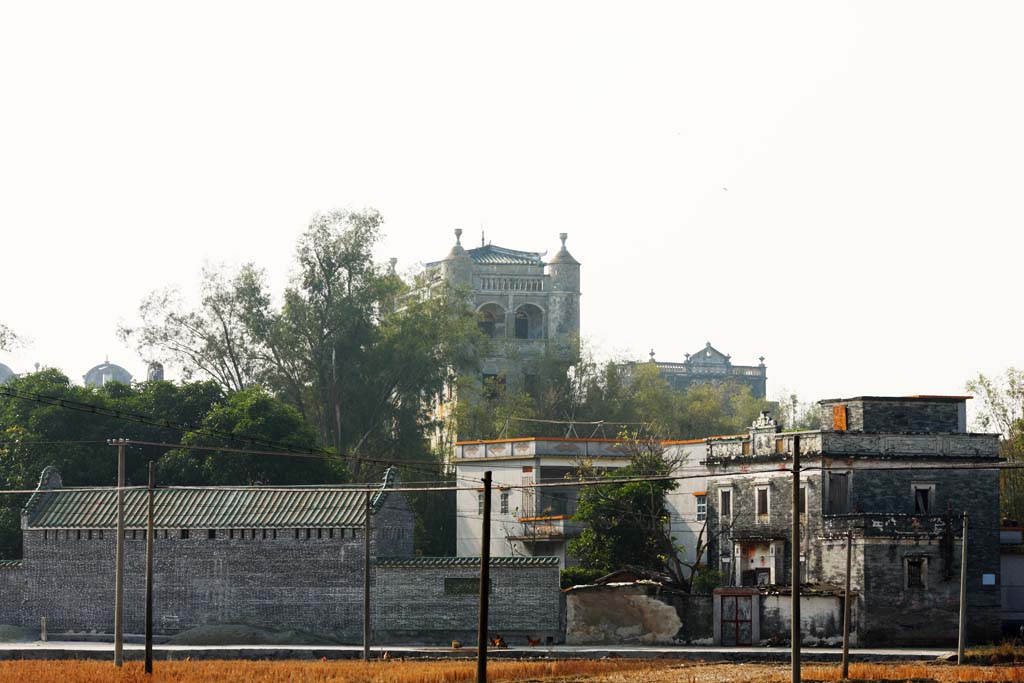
122, 209, 482, 477
966, 368, 1024, 520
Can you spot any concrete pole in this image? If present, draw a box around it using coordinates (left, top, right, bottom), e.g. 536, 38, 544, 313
477, 471, 492, 683
957, 512, 969, 664
145, 461, 155, 674
363, 490, 371, 662
114, 440, 126, 667
791, 435, 801, 683
841, 528, 852, 680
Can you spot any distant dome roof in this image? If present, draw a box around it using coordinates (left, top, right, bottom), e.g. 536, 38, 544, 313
0, 363, 13, 385
83, 361, 133, 387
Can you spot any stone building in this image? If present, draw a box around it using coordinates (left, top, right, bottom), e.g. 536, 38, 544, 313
649, 342, 767, 399
83, 359, 133, 387
425, 231, 580, 436
704, 396, 1001, 646
0, 466, 561, 643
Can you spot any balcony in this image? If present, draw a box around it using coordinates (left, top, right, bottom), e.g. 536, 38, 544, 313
508, 515, 585, 543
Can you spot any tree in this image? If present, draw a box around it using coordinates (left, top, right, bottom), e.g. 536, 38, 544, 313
569, 439, 688, 586
122, 209, 482, 478
966, 368, 1024, 520
0, 323, 18, 351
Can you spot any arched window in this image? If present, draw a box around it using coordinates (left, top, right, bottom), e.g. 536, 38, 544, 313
477, 304, 505, 338
514, 304, 544, 340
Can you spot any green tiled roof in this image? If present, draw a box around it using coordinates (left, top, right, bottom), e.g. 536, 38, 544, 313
24, 468, 398, 530
376, 556, 559, 568
0, 560, 23, 569
467, 245, 544, 266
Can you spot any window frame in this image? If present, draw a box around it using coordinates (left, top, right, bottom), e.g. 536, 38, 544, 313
719, 488, 733, 521
500, 491, 510, 515
912, 483, 936, 514
905, 556, 928, 590
755, 485, 770, 521
695, 494, 707, 522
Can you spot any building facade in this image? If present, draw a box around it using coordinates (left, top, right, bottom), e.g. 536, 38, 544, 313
650, 342, 767, 399
453, 437, 711, 572
0, 466, 561, 643
426, 231, 581, 434
704, 397, 1001, 646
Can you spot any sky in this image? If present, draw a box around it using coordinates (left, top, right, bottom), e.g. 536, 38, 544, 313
1, 1, 1022, 411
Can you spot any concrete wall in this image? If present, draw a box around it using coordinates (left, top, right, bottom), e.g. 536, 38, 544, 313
566, 586, 712, 645
759, 594, 847, 645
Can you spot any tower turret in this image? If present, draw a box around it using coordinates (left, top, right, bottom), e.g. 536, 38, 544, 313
442, 229, 474, 288
546, 233, 581, 351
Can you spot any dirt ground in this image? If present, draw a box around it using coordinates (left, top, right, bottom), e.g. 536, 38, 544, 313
588, 661, 1024, 683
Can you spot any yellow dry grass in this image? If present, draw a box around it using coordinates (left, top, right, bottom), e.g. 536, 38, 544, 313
0, 657, 672, 683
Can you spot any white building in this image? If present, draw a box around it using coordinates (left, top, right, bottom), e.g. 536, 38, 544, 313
454, 436, 712, 572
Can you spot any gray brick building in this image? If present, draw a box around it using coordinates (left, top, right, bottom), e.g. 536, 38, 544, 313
705, 396, 1001, 646
0, 467, 560, 644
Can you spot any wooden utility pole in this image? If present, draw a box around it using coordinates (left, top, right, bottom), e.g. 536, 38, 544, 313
477, 471, 492, 683
791, 435, 801, 683
113, 439, 126, 667
841, 528, 852, 679
145, 461, 155, 674
957, 512, 969, 664
363, 490, 372, 662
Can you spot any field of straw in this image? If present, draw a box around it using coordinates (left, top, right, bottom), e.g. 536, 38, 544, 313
1, 659, 1023, 683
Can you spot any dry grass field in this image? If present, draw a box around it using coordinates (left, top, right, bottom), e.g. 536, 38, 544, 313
1, 658, 1024, 683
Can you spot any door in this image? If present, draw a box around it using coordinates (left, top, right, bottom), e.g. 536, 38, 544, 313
720, 594, 753, 646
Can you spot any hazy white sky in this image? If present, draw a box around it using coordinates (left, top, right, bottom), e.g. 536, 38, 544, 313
1, 1, 1021, 407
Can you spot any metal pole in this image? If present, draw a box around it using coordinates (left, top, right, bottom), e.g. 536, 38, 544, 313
145, 461, 155, 674
363, 490, 371, 662
477, 471, 492, 683
841, 528, 852, 679
957, 512, 969, 664
114, 440, 126, 667
791, 435, 801, 683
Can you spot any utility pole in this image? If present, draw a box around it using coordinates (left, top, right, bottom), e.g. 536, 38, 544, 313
363, 490, 371, 662
145, 461, 155, 674
113, 439, 126, 667
957, 512, 969, 664
841, 528, 852, 680
477, 471, 492, 683
791, 435, 801, 683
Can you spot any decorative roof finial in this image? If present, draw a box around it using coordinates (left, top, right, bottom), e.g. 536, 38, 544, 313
649, 348, 656, 362
388, 257, 398, 273
454, 228, 463, 246
759, 356, 766, 366
559, 232, 568, 247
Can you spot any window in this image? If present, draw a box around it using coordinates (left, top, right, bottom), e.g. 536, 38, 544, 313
913, 484, 935, 514
180, 529, 189, 540
207, 530, 216, 539
696, 495, 707, 521
906, 557, 927, 589
742, 441, 751, 456
514, 310, 529, 339
832, 404, 848, 431
798, 486, 807, 515
720, 489, 732, 520
756, 487, 770, 519
478, 492, 485, 515
500, 491, 509, 515
827, 472, 849, 515
720, 557, 732, 584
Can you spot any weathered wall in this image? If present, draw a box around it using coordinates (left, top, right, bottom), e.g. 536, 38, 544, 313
375, 564, 560, 645
819, 399, 963, 434
1, 493, 426, 640
759, 594, 847, 645
565, 586, 711, 645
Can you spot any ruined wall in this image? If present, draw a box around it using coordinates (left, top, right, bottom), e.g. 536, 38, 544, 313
374, 563, 561, 645
565, 586, 712, 645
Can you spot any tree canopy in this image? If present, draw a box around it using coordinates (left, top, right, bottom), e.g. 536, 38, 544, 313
967, 368, 1024, 520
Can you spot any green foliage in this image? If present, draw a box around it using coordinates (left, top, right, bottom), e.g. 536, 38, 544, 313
689, 568, 724, 595
122, 210, 482, 479
559, 566, 607, 589
967, 368, 1024, 521
568, 442, 684, 584
0, 370, 323, 558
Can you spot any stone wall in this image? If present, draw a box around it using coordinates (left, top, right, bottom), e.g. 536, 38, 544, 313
375, 562, 561, 645
819, 399, 963, 434
758, 594, 846, 645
